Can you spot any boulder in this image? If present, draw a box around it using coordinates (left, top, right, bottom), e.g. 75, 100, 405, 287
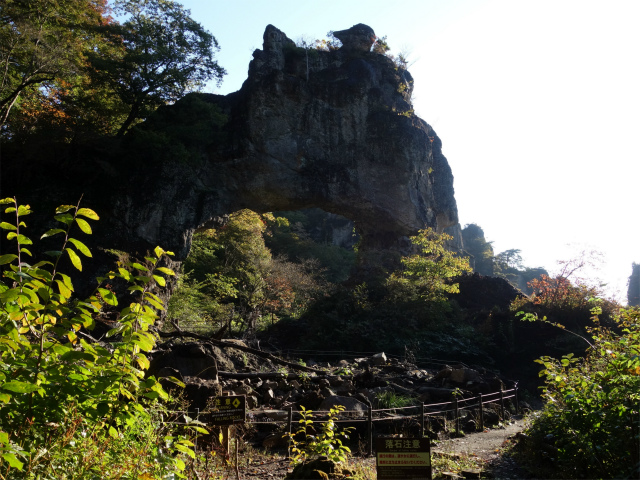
449, 367, 481, 385
318, 395, 368, 415
369, 352, 388, 366
333, 23, 376, 52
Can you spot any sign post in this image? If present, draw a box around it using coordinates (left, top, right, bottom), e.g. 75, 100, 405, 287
210, 394, 247, 456
376, 437, 432, 480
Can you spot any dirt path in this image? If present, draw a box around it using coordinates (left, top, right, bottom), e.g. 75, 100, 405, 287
243, 417, 531, 479
433, 415, 530, 478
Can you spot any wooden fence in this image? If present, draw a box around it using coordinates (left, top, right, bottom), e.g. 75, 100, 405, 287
241, 386, 519, 455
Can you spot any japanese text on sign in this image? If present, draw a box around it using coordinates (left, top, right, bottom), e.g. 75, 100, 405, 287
376, 437, 431, 480
209, 395, 246, 425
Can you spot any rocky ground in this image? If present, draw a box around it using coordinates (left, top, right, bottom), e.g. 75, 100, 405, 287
147, 338, 534, 478
223, 419, 533, 479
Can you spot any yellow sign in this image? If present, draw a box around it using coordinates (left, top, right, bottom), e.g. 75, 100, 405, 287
210, 395, 246, 425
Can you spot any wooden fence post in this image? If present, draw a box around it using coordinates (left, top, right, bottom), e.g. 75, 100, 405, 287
420, 403, 425, 438
454, 397, 460, 433
287, 407, 293, 458
368, 405, 373, 456
479, 393, 484, 431
500, 388, 505, 420
195, 408, 200, 452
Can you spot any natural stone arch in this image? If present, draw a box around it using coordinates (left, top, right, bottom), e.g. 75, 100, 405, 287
103, 24, 460, 265
4, 24, 461, 288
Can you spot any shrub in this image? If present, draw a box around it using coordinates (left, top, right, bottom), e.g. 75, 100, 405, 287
521, 303, 640, 478
0, 198, 205, 478
285, 405, 353, 466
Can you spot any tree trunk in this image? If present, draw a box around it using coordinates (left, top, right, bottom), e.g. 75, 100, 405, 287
117, 101, 141, 137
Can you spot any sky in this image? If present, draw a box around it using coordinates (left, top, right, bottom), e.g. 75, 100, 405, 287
178, 0, 640, 302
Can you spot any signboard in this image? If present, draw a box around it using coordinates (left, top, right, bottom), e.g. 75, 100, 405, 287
376, 437, 432, 480
209, 395, 246, 425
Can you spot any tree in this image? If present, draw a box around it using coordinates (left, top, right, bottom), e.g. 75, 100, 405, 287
0, 0, 108, 128
461, 223, 494, 276
387, 228, 472, 303
91, 0, 226, 136
494, 248, 523, 272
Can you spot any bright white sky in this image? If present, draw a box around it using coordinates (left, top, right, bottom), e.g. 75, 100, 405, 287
178, 0, 640, 302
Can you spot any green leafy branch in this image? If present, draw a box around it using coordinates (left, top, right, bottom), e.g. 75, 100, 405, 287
0, 198, 199, 478
284, 405, 353, 466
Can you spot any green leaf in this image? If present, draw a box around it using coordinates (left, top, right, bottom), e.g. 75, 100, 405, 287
106, 324, 127, 338
0, 288, 20, 302
66, 248, 82, 271
76, 208, 99, 220
75, 218, 92, 234
117, 268, 132, 280
0, 198, 14, 205
136, 354, 150, 370
154, 246, 164, 258
17, 205, 31, 216
98, 288, 117, 306
0, 222, 16, 230
163, 376, 186, 388
133, 337, 154, 352
55, 205, 75, 214
152, 275, 166, 287
55, 213, 74, 225
108, 426, 118, 438
131, 262, 148, 272
37, 287, 50, 303
174, 443, 196, 459
0, 393, 10, 403
44, 250, 63, 258
155, 267, 175, 276
58, 273, 74, 292
1, 453, 23, 470
2, 380, 40, 393
41, 228, 66, 239
144, 295, 164, 310
61, 351, 96, 362
68, 238, 92, 257
16, 234, 32, 245
20, 248, 32, 256
0, 254, 18, 265
55, 280, 73, 299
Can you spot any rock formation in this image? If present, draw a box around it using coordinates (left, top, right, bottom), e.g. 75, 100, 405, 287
107, 23, 460, 259
4, 23, 461, 273
628, 263, 640, 306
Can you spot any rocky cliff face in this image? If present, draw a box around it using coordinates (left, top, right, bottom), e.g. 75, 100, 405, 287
106, 23, 460, 260
5, 23, 461, 272
628, 263, 640, 306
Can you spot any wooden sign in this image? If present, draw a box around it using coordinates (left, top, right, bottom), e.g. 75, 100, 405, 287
376, 437, 432, 480
209, 395, 246, 425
